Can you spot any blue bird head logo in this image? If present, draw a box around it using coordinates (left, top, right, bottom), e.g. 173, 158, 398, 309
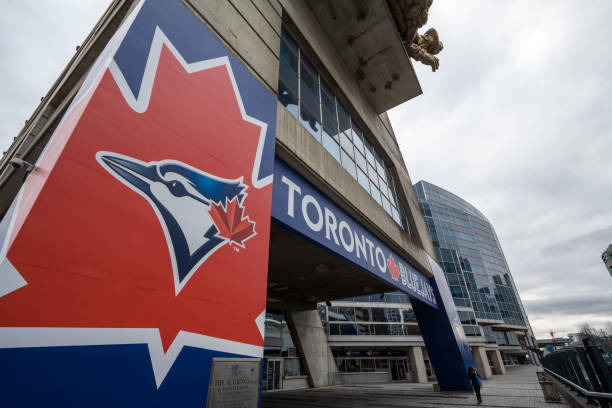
96, 151, 253, 294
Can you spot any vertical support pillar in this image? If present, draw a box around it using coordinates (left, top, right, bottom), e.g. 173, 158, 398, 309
286, 309, 339, 387
491, 349, 506, 375
412, 255, 476, 391
408, 346, 428, 383
472, 346, 493, 380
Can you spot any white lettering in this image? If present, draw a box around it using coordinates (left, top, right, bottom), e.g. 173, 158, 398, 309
365, 238, 376, 267
324, 207, 339, 245
338, 221, 355, 253
281, 176, 301, 218
375, 247, 386, 273
354, 232, 366, 260
399, 263, 408, 285
302, 195, 323, 232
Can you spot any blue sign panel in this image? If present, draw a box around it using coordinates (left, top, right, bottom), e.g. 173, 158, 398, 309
411, 255, 476, 391
272, 158, 437, 308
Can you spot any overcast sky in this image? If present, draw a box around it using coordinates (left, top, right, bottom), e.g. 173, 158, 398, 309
389, 0, 612, 338
0, 1, 610, 339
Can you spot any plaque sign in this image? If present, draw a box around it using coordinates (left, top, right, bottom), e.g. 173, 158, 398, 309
207, 358, 260, 408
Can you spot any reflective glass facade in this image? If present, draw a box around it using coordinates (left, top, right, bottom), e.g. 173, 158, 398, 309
278, 27, 409, 232
414, 181, 527, 327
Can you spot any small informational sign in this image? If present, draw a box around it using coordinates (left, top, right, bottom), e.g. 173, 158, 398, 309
207, 358, 260, 408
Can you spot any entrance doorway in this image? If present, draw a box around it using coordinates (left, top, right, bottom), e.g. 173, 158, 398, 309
390, 359, 409, 381
263, 358, 282, 391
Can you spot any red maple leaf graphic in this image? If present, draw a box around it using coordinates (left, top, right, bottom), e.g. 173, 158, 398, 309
209, 197, 256, 247
387, 254, 400, 281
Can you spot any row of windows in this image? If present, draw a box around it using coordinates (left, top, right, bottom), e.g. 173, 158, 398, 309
336, 292, 411, 304
463, 325, 482, 337
426, 217, 526, 326
328, 323, 421, 336
278, 27, 408, 231
322, 306, 416, 323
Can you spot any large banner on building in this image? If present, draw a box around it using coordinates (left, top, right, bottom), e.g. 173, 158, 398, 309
272, 158, 437, 308
0, 0, 276, 406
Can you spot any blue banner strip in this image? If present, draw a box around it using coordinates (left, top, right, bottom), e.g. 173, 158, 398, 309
271, 158, 437, 308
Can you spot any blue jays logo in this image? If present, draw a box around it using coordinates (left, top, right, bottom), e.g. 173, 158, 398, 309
96, 152, 256, 294
0, 0, 277, 405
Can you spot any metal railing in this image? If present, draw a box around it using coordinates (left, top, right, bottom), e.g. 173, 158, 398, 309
541, 338, 612, 407
544, 368, 612, 400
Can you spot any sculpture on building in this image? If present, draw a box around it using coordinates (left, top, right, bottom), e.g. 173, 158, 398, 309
386, 0, 444, 72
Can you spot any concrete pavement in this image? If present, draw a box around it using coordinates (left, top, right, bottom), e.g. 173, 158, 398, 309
262, 365, 568, 407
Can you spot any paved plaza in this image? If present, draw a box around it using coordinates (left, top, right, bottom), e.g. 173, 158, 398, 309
262, 365, 567, 408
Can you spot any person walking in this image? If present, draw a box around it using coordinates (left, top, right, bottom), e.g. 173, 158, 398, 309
467, 365, 483, 405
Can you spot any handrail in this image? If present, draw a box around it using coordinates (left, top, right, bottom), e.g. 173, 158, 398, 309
543, 368, 612, 400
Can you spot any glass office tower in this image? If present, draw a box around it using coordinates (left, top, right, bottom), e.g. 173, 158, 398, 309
414, 181, 535, 364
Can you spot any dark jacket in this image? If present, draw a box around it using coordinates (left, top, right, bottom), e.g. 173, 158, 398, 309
467, 366, 480, 387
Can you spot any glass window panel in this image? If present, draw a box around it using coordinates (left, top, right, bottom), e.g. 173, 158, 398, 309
352, 132, 364, 155
322, 110, 338, 139
279, 60, 298, 94
341, 150, 357, 179
365, 140, 375, 165
374, 324, 390, 335
388, 189, 397, 207
366, 149, 376, 168
347, 359, 361, 372
368, 164, 378, 185
361, 359, 375, 372
300, 66, 319, 98
321, 88, 336, 116
329, 324, 340, 335
376, 155, 385, 176
379, 177, 388, 197
299, 103, 321, 142
328, 307, 354, 321
355, 150, 367, 171
300, 87, 320, 121
371, 308, 386, 322
357, 168, 370, 192
278, 81, 298, 119
351, 118, 362, 137
283, 358, 301, 376
382, 196, 391, 215
340, 324, 358, 335
281, 27, 298, 52
371, 185, 382, 204
337, 103, 351, 134
392, 207, 401, 224
375, 359, 389, 370
322, 131, 340, 162
340, 132, 354, 157
354, 307, 370, 321
402, 309, 416, 322
300, 53, 316, 75
280, 41, 298, 71
321, 78, 333, 96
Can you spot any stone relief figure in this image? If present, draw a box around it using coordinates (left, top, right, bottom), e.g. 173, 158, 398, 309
386, 0, 444, 72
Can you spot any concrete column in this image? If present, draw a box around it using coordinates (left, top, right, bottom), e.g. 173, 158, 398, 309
408, 346, 428, 383
491, 349, 506, 375
286, 309, 339, 387
471, 346, 493, 380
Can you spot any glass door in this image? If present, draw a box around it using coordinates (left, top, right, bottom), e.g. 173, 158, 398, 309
263, 358, 283, 391
390, 359, 408, 381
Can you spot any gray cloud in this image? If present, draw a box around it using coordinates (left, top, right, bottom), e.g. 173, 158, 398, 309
0, 0, 109, 153
524, 292, 612, 316
389, 0, 612, 337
